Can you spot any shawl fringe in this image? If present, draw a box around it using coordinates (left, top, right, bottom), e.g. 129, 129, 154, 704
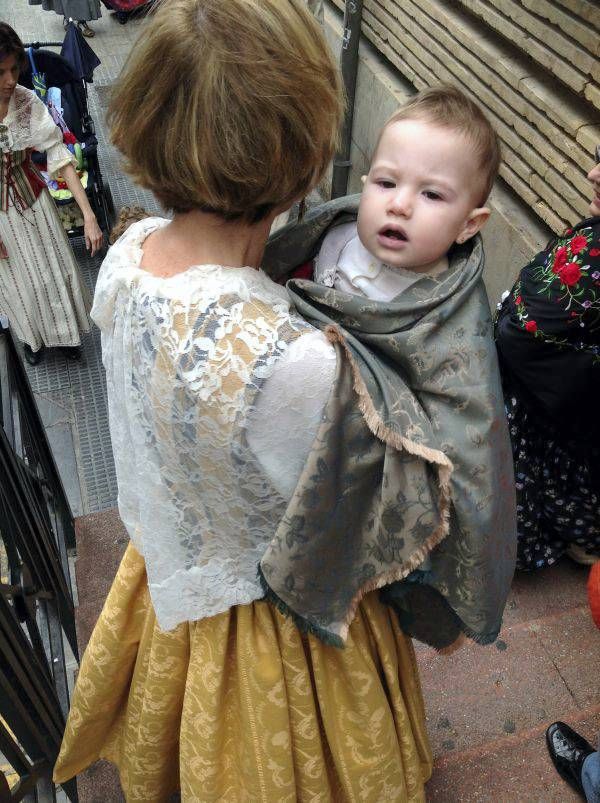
262, 323, 455, 644
258, 567, 344, 648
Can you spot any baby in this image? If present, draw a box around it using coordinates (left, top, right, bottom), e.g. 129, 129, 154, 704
279, 85, 512, 651
315, 84, 500, 298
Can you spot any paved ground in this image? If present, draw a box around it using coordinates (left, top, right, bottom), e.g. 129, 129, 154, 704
4, 2, 600, 802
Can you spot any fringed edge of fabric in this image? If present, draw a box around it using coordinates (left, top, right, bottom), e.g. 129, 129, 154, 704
458, 621, 500, 647
257, 566, 344, 648
324, 324, 455, 642
259, 323, 457, 647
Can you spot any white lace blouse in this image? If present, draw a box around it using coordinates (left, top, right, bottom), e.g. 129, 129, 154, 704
92, 218, 336, 630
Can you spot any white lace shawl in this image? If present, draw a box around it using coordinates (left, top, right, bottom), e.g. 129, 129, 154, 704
0, 86, 76, 176
92, 218, 336, 630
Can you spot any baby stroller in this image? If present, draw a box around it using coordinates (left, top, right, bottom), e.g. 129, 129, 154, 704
19, 41, 116, 237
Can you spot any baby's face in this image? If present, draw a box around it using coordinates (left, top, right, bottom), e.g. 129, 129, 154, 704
357, 119, 487, 273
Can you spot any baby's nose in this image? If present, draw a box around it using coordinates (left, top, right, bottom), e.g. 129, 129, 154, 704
387, 189, 413, 216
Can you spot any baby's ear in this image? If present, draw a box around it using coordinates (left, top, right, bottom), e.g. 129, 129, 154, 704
361, 174, 367, 185
456, 206, 490, 244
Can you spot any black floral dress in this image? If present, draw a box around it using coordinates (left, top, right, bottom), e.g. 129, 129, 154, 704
495, 217, 600, 570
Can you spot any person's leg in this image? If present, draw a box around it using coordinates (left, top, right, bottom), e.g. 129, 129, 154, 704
582, 750, 600, 803
78, 20, 95, 37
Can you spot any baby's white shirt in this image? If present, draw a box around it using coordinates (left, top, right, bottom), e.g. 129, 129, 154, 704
315, 222, 448, 301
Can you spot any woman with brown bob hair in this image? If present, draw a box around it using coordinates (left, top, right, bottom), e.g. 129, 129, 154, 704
53, 1, 433, 799
0, 22, 102, 364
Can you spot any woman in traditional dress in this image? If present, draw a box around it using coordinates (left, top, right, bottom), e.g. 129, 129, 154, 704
52, 1, 436, 799
28, 0, 101, 37
495, 146, 600, 569
0, 23, 102, 364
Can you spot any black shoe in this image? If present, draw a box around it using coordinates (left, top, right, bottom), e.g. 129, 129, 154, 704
62, 346, 82, 361
546, 721, 594, 797
23, 344, 43, 366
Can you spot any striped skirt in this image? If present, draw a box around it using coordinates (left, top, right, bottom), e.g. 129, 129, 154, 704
0, 189, 91, 350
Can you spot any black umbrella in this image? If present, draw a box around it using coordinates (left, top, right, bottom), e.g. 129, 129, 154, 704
60, 20, 101, 83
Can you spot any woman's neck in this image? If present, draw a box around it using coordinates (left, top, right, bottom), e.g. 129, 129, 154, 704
140, 208, 276, 278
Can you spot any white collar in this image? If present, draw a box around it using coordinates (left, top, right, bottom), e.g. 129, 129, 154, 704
315, 222, 448, 303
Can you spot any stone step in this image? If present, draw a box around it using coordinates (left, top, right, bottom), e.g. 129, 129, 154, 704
417, 560, 599, 800
426, 715, 599, 801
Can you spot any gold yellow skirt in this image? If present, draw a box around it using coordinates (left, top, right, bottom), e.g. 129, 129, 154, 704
54, 545, 432, 802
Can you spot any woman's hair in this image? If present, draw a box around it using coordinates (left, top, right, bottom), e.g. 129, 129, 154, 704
109, 205, 150, 244
0, 23, 27, 71
109, 0, 344, 223
378, 84, 501, 204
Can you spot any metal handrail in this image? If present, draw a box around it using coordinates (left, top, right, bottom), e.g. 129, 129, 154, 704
0, 321, 78, 801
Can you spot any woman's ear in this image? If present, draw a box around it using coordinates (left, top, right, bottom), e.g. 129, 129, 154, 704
456, 207, 490, 244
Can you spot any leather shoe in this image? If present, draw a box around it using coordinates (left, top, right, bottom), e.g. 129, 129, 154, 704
23, 344, 43, 366
546, 721, 594, 797
62, 346, 82, 361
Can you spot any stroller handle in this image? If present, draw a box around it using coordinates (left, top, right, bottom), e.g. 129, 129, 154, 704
23, 42, 63, 49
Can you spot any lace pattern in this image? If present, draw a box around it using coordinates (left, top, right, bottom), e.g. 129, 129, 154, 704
92, 218, 336, 629
0, 86, 75, 176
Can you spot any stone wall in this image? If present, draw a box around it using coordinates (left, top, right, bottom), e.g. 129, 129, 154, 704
323, 0, 599, 302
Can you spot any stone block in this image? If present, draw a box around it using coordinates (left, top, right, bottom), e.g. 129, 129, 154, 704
490, 0, 595, 75
521, 0, 599, 55
536, 607, 600, 709
482, 182, 549, 306
576, 124, 600, 154
417, 625, 576, 756
505, 561, 589, 627
455, 0, 587, 92
426, 723, 589, 801
533, 200, 570, 234
366, 0, 591, 226
512, 118, 592, 201
520, 78, 589, 136
584, 81, 600, 112
530, 173, 584, 222
76, 759, 125, 803
498, 163, 539, 212
552, 0, 600, 27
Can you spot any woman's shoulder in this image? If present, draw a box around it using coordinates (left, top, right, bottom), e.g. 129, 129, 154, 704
3, 86, 36, 128
496, 214, 600, 350
92, 217, 305, 334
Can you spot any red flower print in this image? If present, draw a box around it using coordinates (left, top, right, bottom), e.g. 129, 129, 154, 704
557, 262, 581, 287
553, 246, 568, 273
590, 248, 600, 257
525, 320, 537, 332
570, 234, 588, 255
515, 295, 522, 304
565, 229, 573, 235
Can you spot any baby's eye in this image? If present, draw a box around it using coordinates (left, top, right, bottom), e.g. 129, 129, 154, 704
375, 179, 395, 189
423, 190, 443, 200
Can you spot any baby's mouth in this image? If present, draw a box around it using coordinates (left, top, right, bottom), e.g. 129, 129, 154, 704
378, 227, 408, 242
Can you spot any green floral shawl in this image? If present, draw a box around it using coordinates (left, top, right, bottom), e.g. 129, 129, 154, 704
259, 196, 517, 648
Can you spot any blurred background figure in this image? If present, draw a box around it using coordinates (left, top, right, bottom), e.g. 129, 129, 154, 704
0, 22, 102, 365
28, 0, 102, 37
